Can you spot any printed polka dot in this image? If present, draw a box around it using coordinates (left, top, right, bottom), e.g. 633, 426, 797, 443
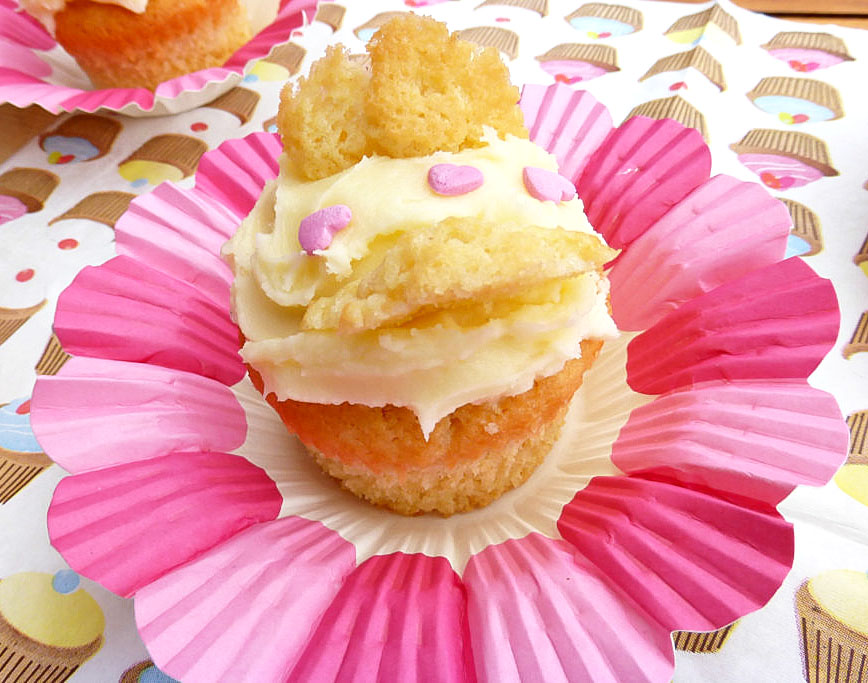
495, 17, 510, 22
57, 238, 79, 250
670, 81, 687, 91
16, 268, 34, 282
131, 178, 149, 189
191, 122, 208, 132
15, 399, 30, 415
243, 74, 259, 83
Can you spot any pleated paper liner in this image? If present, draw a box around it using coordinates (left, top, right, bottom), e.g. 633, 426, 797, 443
32, 83, 849, 682
0, 0, 315, 116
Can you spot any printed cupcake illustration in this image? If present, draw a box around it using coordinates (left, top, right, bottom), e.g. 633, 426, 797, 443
565, 3, 642, 39
835, 410, 868, 507
245, 42, 307, 83
639, 46, 725, 91
730, 129, 838, 190
205, 87, 261, 125
781, 198, 823, 257
536, 43, 619, 83
0, 299, 45, 347
762, 32, 854, 72
456, 26, 520, 60
49, 191, 136, 230
795, 570, 868, 683
626, 95, 708, 141
0, 397, 52, 504
120, 660, 179, 683
665, 3, 741, 46
844, 312, 868, 359
39, 114, 121, 165
354, 11, 408, 42
0, 168, 59, 224
35, 333, 71, 377
855, 231, 868, 278
673, 622, 738, 653
0, 570, 104, 681
118, 135, 208, 188
747, 77, 844, 124
314, 2, 346, 31
478, 0, 548, 16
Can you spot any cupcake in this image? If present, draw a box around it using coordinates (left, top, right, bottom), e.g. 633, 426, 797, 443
246, 42, 307, 84
672, 622, 738, 653
855, 231, 868, 278
0, 397, 53, 503
222, 15, 617, 516
747, 76, 844, 124
118, 134, 207, 187
795, 570, 868, 683
0, 167, 59, 214
730, 128, 838, 190
780, 198, 823, 257
536, 43, 619, 84
762, 31, 854, 72
625, 95, 708, 142
49, 191, 136, 229
834, 410, 868, 506
665, 3, 741, 46
120, 660, 178, 683
18, 0, 279, 90
456, 26, 521, 61
565, 3, 642, 39
0, 299, 46, 347
39, 114, 121, 165
843, 311, 868, 360
0, 570, 105, 681
205, 86, 261, 124
639, 46, 725, 92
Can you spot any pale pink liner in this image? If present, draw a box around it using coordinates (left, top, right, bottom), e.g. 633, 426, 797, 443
32, 84, 849, 682
610, 173, 791, 331
30, 356, 246, 474
47, 450, 282, 597
465, 534, 675, 682
0, 0, 315, 114
519, 83, 613, 183
136, 517, 356, 682
612, 380, 849, 506
54, 254, 245, 386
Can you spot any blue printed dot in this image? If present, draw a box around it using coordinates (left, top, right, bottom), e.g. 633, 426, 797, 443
52, 569, 80, 594
139, 665, 180, 683
131, 178, 149, 189
243, 74, 258, 83
266, 123, 278, 133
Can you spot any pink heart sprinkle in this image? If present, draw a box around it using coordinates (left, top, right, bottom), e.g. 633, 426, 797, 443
523, 166, 576, 202
298, 205, 352, 254
428, 164, 484, 196
669, 81, 687, 91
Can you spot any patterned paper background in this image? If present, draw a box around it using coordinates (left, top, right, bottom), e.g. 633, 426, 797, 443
0, 1, 866, 681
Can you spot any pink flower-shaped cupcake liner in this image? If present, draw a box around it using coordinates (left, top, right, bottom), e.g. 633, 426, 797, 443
31, 83, 849, 682
0, 0, 316, 115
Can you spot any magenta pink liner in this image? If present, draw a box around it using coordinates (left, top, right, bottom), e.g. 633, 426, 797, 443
32, 84, 847, 682
47, 451, 282, 597
0, 0, 315, 114
135, 517, 356, 682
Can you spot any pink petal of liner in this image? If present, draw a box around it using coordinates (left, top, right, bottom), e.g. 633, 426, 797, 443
195, 132, 282, 220
609, 174, 791, 331
298, 204, 352, 253
558, 476, 793, 632
627, 257, 839, 395
54, 255, 245, 387
577, 116, 711, 249
465, 534, 674, 682
287, 553, 474, 682
48, 451, 282, 597
116, 182, 238, 309
0, 2, 54, 50
428, 163, 485, 196
136, 517, 355, 683
520, 83, 613, 182
522, 166, 576, 202
31, 356, 246, 474
611, 380, 849, 506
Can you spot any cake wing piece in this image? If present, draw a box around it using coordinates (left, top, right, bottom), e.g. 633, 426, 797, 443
302, 219, 615, 332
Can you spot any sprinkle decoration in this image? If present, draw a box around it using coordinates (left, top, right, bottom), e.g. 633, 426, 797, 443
427, 164, 484, 196
298, 205, 352, 254
523, 166, 577, 202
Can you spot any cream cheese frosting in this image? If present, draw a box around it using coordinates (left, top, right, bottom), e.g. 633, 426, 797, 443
224, 131, 618, 437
